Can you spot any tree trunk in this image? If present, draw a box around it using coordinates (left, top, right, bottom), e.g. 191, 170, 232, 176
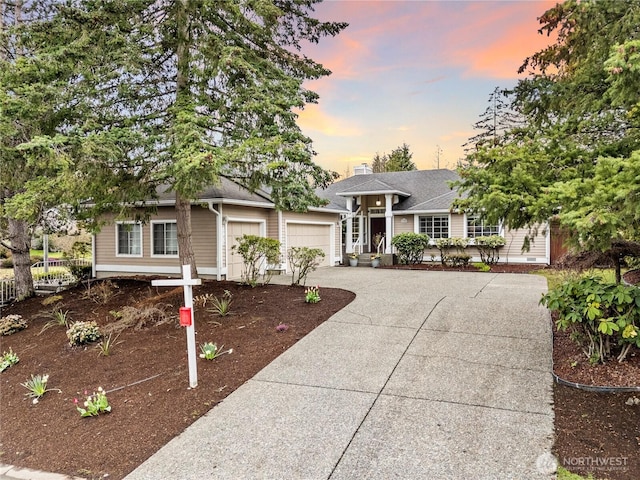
175, 192, 197, 278
614, 254, 622, 284
8, 217, 34, 300
173, 0, 197, 278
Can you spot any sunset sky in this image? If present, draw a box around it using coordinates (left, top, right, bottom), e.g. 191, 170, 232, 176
298, 0, 558, 175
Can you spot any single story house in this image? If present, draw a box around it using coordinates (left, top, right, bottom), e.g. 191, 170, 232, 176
92, 165, 554, 280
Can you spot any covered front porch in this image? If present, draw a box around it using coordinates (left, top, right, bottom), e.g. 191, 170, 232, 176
339, 183, 410, 256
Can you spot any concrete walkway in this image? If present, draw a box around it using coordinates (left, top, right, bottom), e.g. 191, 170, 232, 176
124, 268, 555, 480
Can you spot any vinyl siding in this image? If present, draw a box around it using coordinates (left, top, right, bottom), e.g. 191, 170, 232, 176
95, 206, 219, 277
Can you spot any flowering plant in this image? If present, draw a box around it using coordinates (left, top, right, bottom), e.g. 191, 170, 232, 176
349, 252, 358, 259
1, 348, 19, 372
276, 323, 289, 332
21, 374, 59, 404
370, 253, 381, 260
75, 387, 111, 417
66, 321, 102, 346
199, 342, 233, 360
305, 285, 321, 303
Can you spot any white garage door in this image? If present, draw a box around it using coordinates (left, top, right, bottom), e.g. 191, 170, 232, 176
227, 221, 262, 280
286, 223, 331, 267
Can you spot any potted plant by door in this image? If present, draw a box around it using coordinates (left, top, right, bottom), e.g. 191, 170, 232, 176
349, 252, 358, 267
370, 253, 381, 268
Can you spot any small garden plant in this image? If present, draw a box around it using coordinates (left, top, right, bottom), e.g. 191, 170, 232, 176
75, 387, 111, 417
0, 348, 19, 372
96, 332, 121, 356
0, 314, 27, 336
199, 342, 233, 360
66, 321, 102, 346
304, 285, 321, 303
39, 308, 71, 335
21, 374, 59, 403
209, 290, 233, 316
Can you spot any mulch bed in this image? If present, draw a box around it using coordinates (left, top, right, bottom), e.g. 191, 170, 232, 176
1, 268, 639, 479
0, 278, 354, 479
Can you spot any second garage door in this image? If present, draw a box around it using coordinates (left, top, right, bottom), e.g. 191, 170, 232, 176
286, 223, 332, 268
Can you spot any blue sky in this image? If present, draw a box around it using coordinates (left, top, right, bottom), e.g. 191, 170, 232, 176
298, 0, 557, 175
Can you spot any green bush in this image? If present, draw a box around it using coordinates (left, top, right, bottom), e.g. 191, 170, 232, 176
0, 314, 27, 336
68, 263, 92, 280
434, 237, 469, 266
66, 321, 102, 346
232, 235, 281, 286
288, 247, 325, 286
541, 276, 640, 363
473, 235, 505, 265
391, 233, 430, 264
448, 253, 471, 267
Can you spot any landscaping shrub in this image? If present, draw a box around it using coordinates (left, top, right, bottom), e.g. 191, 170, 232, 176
434, 237, 469, 266
541, 276, 640, 363
67, 263, 92, 280
232, 235, 281, 286
66, 321, 102, 346
0, 314, 27, 336
391, 233, 429, 264
288, 246, 325, 286
473, 235, 505, 265
447, 253, 471, 267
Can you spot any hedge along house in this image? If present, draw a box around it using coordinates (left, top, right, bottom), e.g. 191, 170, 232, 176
92, 176, 344, 280
317, 165, 551, 264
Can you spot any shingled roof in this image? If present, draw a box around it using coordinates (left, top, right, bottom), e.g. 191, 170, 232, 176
316, 169, 462, 212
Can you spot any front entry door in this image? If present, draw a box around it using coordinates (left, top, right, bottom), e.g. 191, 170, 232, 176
370, 217, 386, 253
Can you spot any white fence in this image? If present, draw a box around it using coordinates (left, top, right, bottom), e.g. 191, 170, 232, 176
0, 258, 91, 306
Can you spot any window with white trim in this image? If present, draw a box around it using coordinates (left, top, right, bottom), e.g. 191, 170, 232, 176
152, 221, 178, 256
351, 216, 368, 245
419, 215, 449, 239
117, 222, 142, 256
466, 215, 500, 238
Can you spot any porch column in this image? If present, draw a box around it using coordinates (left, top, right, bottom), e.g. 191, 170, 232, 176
346, 197, 353, 253
385, 194, 393, 254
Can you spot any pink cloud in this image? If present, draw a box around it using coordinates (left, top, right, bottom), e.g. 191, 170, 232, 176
295, 104, 363, 137
441, 0, 559, 78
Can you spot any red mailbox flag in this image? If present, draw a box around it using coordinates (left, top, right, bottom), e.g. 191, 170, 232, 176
179, 307, 192, 327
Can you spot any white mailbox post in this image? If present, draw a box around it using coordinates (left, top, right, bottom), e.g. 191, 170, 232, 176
151, 265, 202, 388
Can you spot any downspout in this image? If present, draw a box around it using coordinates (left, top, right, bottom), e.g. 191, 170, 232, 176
207, 201, 223, 281
91, 234, 96, 279
277, 210, 284, 272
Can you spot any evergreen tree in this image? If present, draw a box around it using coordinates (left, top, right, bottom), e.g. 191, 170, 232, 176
463, 86, 523, 153
372, 143, 416, 172
455, 0, 640, 280
371, 152, 386, 173
385, 143, 416, 172
2, 0, 347, 280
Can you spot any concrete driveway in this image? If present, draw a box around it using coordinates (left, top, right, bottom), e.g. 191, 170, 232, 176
126, 268, 555, 480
